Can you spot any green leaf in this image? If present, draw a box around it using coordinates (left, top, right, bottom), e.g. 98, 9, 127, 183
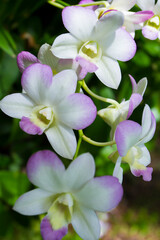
0, 26, 16, 57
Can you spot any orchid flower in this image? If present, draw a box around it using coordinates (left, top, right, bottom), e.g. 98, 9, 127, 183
98, 75, 147, 139
17, 43, 85, 80
137, 0, 160, 40
51, 7, 136, 89
95, 0, 153, 38
13, 150, 123, 240
0, 64, 96, 159
110, 105, 156, 183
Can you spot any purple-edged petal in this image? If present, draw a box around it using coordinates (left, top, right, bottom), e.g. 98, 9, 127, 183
45, 123, 77, 159
75, 176, 123, 212
129, 11, 154, 24
47, 69, 77, 105
41, 217, 68, 240
0, 93, 34, 119
79, 0, 98, 10
71, 205, 100, 240
142, 25, 159, 40
56, 93, 97, 130
20, 116, 43, 135
131, 167, 153, 181
13, 188, 54, 215
115, 120, 142, 156
21, 63, 53, 104
129, 74, 137, 92
95, 56, 121, 89
51, 33, 81, 59
104, 28, 137, 61
76, 56, 98, 73
129, 75, 148, 96
26, 150, 65, 192
62, 6, 97, 41
111, 0, 136, 11
38, 43, 59, 70
64, 153, 95, 190
17, 51, 39, 73
127, 93, 142, 119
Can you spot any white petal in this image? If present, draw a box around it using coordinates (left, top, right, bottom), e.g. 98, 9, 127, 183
111, 0, 136, 11
0, 93, 34, 119
13, 189, 54, 216
138, 145, 151, 166
154, 0, 160, 15
62, 6, 97, 41
64, 153, 95, 191
95, 56, 121, 89
113, 157, 123, 183
45, 123, 77, 159
71, 204, 100, 240
51, 33, 81, 59
137, 0, 155, 11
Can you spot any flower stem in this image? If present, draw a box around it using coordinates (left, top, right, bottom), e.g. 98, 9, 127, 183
77, 1, 108, 7
48, 0, 65, 9
82, 133, 116, 147
76, 80, 83, 93
73, 130, 83, 160
82, 80, 119, 107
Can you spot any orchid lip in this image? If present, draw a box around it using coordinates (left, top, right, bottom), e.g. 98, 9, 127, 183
79, 41, 102, 62
146, 15, 160, 29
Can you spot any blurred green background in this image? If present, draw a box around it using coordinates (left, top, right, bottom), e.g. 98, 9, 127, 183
0, 0, 160, 239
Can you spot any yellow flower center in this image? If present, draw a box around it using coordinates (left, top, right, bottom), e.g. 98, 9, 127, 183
79, 41, 102, 62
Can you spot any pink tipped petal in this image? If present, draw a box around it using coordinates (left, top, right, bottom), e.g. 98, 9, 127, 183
115, 120, 142, 156
41, 217, 68, 240
71, 205, 100, 240
76, 56, 98, 73
13, 188, 54, 216
111, 0, 136, 11
75, 176, 123, 212
47, 69, 77, 105
45, 123, 77, 159
129, 74, 137, 92
131, 167, 153, 181
62, 6, 97, 41
20, 117, 43, 135
127, 93, 143, 119
64, 153, 95, 190
0, 93, 34, 119
105, 28, 137, 61
21, 63, 53, 104
51, 33, 80, 59
131, 11, 154, 24
17, 51, 39, 72
57, 93, 97, 130
95, 56, 121, 89
142, 26, 159, 40
79, 0, 98, 10
26, 150, 65, 192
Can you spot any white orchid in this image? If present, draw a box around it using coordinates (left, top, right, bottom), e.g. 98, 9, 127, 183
51, 6, 136, 89
0, 64, 97, 159
13, 150, 123, 240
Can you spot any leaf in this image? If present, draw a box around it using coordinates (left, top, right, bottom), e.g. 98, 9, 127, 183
0, 26, 16, 57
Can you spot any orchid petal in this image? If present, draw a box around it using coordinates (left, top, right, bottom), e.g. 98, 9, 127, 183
38, 43, 59, 70
64, 153, 95, 190
127, 93, 142, 119
142, 26, 159, 40
131, 167, 153, 181
26, 150, 65, 192
95, 56, 121, 89
20, 116, 43, 135
113, 157, 123, 184
62, 6, 97, 41
129, 75, 147, 96
105, 28, 136, 61
51, 33, 81, 59
41, 217, 68, 240
13, 188, 54, 215
138, 145, 151, 166
45, 123, 77, 159
0, 93, 34, 119
71, 205, 100, 240
21, 63, 53, 104
56, 93, 97, 130
137, 0, 155, 11
115, 120, 142, 156
76, 56, 98, 73
79, 0, 98, 10
111, 0, 136, 11
75, 176, 123, 212
17, 51, 39, 72
127, 11, 154, 24
154, 0, 160, 15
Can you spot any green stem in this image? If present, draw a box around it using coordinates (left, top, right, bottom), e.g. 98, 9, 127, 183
48, 0, 64, 9
56, 0, 70, 6
82, 134, 116, 147
76, 80, 83, 93
82, 80, 119, 107
77, 1, 108, 7
73, 130, 83, 159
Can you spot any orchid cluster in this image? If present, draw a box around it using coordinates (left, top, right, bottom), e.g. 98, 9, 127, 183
0, 0, 157, 239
